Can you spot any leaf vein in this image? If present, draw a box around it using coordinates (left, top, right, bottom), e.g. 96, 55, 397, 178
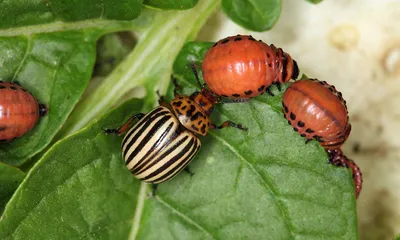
156, 195, 216, 240
209, 132, 296, 239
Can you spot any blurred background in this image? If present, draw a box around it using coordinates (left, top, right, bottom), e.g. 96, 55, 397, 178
195, 0, 400, 239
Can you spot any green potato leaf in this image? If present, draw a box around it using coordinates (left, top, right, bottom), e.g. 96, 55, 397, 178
0, 0, 141, 29
0, 42, 358, 239
0, 163, 25, 215
222, 0, 281, 32
144, 0, 199, 10
0, 1, 142, 166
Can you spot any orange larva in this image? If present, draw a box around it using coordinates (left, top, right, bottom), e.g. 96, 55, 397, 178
0, 81, 47, 142
202, 34, 299, 98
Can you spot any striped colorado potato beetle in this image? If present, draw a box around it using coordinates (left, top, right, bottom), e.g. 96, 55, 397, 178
282, 79, 362, 198
103, 76, 247, 194
0, 81, 47, 143
201, 34, 299, 99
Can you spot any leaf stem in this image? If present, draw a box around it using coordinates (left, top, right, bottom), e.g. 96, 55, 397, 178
59, 1, 221, 138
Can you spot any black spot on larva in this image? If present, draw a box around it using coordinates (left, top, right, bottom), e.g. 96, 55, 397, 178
0, 85, 5, 89
287, 120, 291, 125
283, 113, 287, 119
181, 105, 187, 110
186, 105, 196, 117
232, 93, 240, 97
268, 63, 272, 67
266, 53, 270, 58
293, 127, 298, 132
190, 111, 204, 121
12, 137, 17, 141
258, 85, 265, 92
0, 139, 7, 143
234, 37, 242, 41
300, 134, 306, 137
338, 92, 343, 97
248, 36, 256, 41
212, 42, 218, 47
191, 125, 199, 131
329, 87, 335, 92
201, 124, 206, 134
221, 94, 228, 97
306, 128, 314, 133
221, 39, 230, 44
198, 120, 203, 125
0, 126, 6, 131
22, 88, 27, 92
173, 101, 183, 107
10, 86, 17, 90
318, 81, 324, 85
276, 52, 279, 57
290, 112, 296, 120
208, 122, 210, 126
244, 90, 252, 95
283, 105, 289, 113
297, 121, 305, 127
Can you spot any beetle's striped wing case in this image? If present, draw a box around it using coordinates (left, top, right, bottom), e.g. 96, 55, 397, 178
121, 106, 201, 184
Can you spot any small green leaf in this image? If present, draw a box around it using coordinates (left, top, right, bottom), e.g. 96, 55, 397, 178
0, 0, 142, 165
222, 0, 281, 31
0, 163, 25, 215
0, 32, 98, 166
0, 0, 142, 29
144, 0, 199, 9
0, 42, 358, 239
305, 0, 324, 4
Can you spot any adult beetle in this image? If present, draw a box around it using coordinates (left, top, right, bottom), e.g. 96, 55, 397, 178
104, 76, 247, 194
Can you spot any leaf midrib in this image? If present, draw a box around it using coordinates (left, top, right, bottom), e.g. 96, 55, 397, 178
0, 19, 134, 37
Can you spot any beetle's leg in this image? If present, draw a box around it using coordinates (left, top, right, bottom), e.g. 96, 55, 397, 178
210, 121, 248, 131
265, 86, 275, 96
39, 104, 48, 116
327, 149, 363, 199
171, 75, 182, 98
150, 184, 158, 197
305, 139, 312, 144
184, 166, 195, 177
103, 113, 145, 135
275, 83, 282, 91
155, 90, 170, 109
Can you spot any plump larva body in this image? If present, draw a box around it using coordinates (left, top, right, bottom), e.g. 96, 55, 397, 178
121, 106, 201, 184
282, 79, 351, 149
104, 77, 247, 187
0, 82, 47, 142
202, 35, 299, 98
